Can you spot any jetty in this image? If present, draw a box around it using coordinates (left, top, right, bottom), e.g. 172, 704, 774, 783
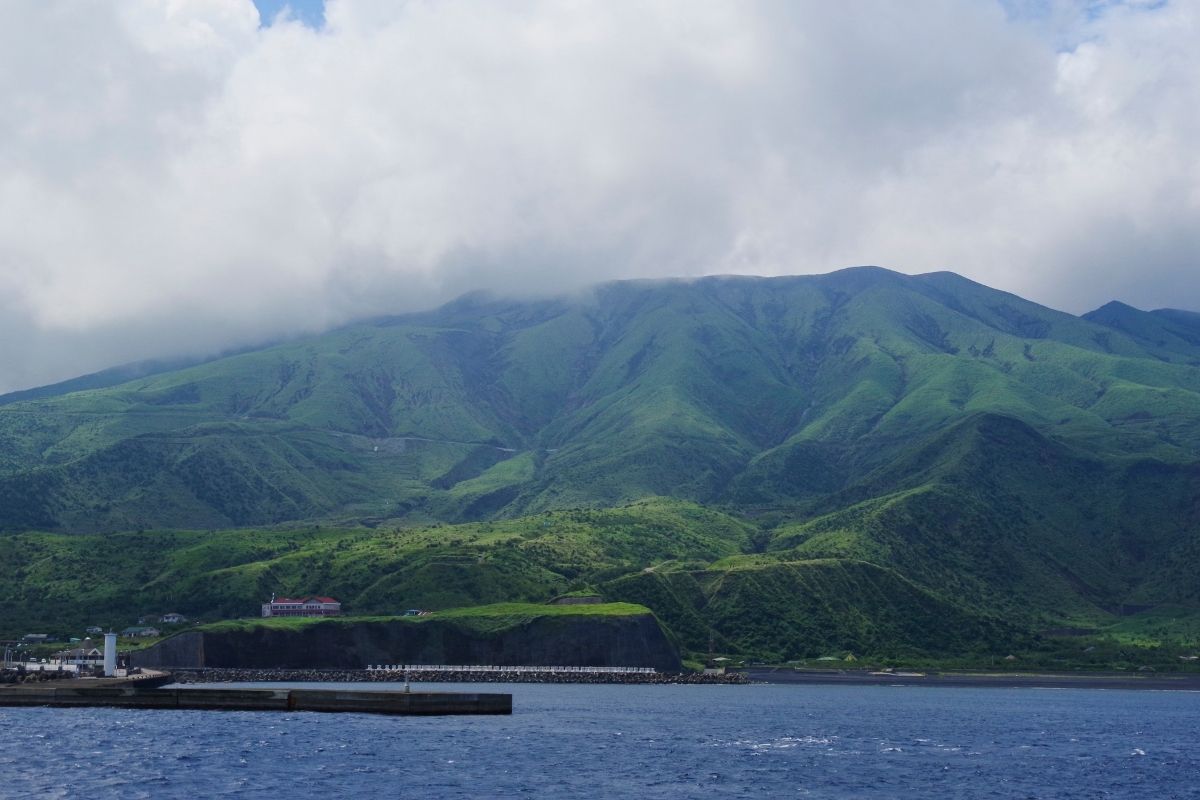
0, 671, 511, 715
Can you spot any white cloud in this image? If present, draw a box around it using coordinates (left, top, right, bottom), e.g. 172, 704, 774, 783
0, 0, 1197, 392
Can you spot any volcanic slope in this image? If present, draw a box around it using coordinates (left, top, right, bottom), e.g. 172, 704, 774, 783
3, 267, 1200, 656
3, 267, 1200, 533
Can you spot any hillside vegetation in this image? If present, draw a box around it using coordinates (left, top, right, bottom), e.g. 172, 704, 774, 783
5, 268, 1200, 531
3, 268, 1199, 662
0, 500, 1021, 660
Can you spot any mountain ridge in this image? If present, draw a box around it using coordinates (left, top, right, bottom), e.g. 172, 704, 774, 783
3, 267, 1199, 658
3, 266, 1200, 531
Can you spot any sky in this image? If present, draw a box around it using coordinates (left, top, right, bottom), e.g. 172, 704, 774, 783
1, 0, 1198, 393
252, 0, 324, 28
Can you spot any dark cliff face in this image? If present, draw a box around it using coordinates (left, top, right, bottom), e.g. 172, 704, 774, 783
131, 614, 682, 672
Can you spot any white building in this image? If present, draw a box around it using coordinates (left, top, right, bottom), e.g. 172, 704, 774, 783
261, 596, 342, 618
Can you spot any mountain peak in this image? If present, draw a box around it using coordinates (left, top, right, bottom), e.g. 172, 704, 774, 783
1083, 300, 1141, 318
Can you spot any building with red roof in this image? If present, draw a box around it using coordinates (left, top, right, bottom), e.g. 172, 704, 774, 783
261, 595, 342, 618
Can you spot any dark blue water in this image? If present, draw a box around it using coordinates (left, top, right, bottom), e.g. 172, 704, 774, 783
1, 682, 1196, 799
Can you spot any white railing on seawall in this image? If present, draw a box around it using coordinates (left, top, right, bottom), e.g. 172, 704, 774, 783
365, 664, 657, 674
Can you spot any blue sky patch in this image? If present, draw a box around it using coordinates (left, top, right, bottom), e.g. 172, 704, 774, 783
253, 0, 325, 29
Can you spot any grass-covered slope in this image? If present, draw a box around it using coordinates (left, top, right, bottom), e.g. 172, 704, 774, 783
768, 413, 1200, 620
2, 493, 1198, 663
3, 269, 1200, 662
0, 498, 1031, 660
200, 602, 656, 635
602, 559, 1020, 661
3, 268, 1200, 531
1082, 302, 1200, 364
0, 500, 749, 634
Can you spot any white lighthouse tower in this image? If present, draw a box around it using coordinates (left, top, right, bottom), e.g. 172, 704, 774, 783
103, 632, 118, 677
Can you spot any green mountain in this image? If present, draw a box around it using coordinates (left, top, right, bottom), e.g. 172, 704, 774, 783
1082, 301, 1200, 363
3, 267, 1199, 661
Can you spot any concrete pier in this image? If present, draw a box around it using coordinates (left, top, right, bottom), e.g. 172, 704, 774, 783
0, 685, 512, 715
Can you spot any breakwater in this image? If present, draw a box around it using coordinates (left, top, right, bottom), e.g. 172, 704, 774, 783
2, 666, 168, 687
0, 684, 511, 715
2, 667, 78, 685
171, 666, 748, 685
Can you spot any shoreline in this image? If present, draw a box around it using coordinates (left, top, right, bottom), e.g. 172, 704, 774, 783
169, 667, 749, 685
155, 666, 1200, 691
743, 667, 1200, 691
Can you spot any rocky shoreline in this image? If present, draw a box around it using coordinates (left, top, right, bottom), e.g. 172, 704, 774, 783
171, 667, 748, 685
744, 667, 1200, 690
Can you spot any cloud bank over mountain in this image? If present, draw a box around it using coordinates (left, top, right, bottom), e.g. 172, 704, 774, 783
1, 0, 1197, 392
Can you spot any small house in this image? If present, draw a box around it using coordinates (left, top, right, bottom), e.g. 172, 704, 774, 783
160, 613, 187, 624
54, 645, 103, 665
121, 626, 161, 638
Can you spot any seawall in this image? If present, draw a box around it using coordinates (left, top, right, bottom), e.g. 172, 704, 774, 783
169, 667, 748, 684
0, 685, 511, 715
131, 613, 682, 672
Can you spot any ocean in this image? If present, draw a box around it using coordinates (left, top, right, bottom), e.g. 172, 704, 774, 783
1, 681, 1196, 798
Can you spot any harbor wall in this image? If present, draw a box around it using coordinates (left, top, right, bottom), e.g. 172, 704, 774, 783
131, 614, 681, 672
0, 685, 511, 715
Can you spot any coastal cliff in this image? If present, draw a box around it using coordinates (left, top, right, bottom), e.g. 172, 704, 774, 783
131, 604, 681, 672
